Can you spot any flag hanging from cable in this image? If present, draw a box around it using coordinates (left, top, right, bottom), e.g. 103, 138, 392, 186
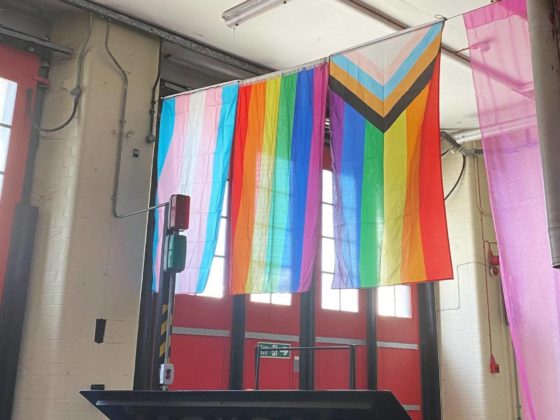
154, 83, 239, 293
329, 21, 452, 288
230, 62, 328, 294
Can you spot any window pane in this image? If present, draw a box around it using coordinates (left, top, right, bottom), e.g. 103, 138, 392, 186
322, 170, 333, 204
215, 217, 227, 257
377, 286, 396, 317
197, 256, 225, 298
0, 78, 17, 126
321, 237, 335, 273
0, 126, 10, 172
271, 293, 292, 306
250, 293, 271, 304
340, 288, 359, 313
321, 273, 340, 310
395, 285, 412, 318
221, 184, 229, 217
322, 204, 334, 238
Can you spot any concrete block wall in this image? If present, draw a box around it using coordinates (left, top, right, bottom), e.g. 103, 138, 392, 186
11, 13, 159, 420
438, 147, 521, 420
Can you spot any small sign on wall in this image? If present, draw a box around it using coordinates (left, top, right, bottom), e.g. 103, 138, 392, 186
258, 342, 291, 359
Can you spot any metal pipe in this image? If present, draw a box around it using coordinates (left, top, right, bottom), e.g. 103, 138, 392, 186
527, 0, 560, 268
147, 40, 162, 144
60, 0, 270, 76
104, 21, 129, 219
254, 345, 359, 390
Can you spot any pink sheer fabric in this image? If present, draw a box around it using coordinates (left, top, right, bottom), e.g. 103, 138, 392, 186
465, 1, 560, 418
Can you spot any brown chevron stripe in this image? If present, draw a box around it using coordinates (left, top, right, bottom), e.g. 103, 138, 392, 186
329, 57, 438, 133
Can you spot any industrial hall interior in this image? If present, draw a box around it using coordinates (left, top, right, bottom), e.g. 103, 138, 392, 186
0, 0, 559, 419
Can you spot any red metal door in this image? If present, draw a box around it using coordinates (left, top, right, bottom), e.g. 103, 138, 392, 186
243, 293, 300, 390
0, 45, 39, 303
169, 210, 232, 390
314, 165, 368, 390
377, 284, 423, 420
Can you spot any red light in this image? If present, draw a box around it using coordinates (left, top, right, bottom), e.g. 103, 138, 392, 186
168, 194, 190, 231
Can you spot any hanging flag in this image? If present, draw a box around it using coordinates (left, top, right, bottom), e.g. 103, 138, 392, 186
154, 83, 239, 293
329, 22, 452, 288
230, 63, 328, 294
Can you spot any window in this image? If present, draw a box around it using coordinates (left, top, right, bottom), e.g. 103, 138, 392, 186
377, 285, 412, 318
196, 184, 228, 298
0, 78, 17, 199
320, 170, 358, 312
250, 293, 292, 306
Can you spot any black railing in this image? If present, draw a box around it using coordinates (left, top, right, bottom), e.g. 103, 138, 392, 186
254, 344, 357, 390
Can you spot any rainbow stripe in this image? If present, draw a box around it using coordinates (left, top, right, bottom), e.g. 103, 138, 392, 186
329, 22, 452, 288
230, 64, 328, 294
154, 83, 238, 293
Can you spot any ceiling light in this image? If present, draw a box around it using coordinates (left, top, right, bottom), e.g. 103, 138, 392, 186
222, 0, 290, 28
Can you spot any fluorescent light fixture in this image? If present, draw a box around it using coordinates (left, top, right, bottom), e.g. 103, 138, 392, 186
222, 0, 289, 28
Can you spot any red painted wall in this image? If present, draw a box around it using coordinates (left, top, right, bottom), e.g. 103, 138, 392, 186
0, 45, 39, 303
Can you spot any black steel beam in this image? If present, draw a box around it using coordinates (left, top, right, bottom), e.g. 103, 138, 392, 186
366, 288, 378, 390
418, 283, 442, 420
299, 285, 315, 390
229, 295, 246, 390
59, 0, 270, 76
0, 24, 73, 55
0, 204, 39, 420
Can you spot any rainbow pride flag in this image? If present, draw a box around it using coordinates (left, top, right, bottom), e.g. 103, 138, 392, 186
154, 83, 238, 293
230, 63, 328, 294
329, 22, 452, 288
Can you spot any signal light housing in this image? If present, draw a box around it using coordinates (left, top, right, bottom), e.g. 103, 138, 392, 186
168, 194, 190, 231
164, 234, 187, 273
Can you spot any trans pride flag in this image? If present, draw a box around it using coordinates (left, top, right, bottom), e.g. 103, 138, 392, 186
329, 22, 452, 288
230, 63, 328, 294
154, 83, 238, 293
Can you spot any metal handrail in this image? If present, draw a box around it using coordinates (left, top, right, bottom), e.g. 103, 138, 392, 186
254, 344, 357, 390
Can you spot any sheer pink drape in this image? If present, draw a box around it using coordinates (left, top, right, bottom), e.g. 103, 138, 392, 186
465, 0, 560, 418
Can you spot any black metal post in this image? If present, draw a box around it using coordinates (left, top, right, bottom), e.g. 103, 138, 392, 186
349, 345, 357, 390
418, 283, 442, 420
255, 345, 261, 390
229, 295, 246, 390
366, 288, 378, 390
0, 204, 38, 420
299, 284, 315, 390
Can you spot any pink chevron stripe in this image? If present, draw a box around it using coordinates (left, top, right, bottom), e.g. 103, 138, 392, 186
345, 50, 384, 83
385, 26, 429, 81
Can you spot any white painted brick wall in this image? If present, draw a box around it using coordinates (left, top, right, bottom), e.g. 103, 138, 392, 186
12, 13, 159, 420
439, 147, 520, 420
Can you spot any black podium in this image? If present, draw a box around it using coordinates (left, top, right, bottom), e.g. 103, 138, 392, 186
81, 390, 411, 420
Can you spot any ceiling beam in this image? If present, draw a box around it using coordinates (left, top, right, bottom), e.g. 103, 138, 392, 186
59, 0, 271, 75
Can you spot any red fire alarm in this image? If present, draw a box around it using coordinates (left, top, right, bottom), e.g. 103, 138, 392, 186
168, 194, 190, 231
488, 248, 500, 276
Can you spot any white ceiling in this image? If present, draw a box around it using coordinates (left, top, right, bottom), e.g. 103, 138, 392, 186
91, 0, 493, 130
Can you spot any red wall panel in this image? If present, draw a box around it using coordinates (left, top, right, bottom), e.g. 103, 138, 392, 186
0, 45, 39, 303
170, 335, 230, 390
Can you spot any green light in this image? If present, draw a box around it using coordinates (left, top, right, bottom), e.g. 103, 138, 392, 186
165, 234, 187, 273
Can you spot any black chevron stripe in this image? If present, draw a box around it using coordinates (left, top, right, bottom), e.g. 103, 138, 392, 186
329, 57, 438, 133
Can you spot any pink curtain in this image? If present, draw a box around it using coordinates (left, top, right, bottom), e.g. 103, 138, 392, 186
465, 1, 560, 418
